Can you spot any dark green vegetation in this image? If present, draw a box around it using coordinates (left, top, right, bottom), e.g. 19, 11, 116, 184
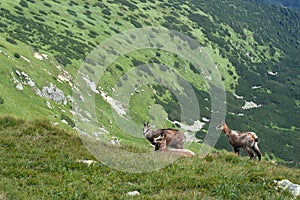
0, 0, 299, 172
253, 0, 300, 10
0, 116, 299, 199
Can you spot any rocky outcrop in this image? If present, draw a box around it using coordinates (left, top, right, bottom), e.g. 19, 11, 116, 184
242, 100, 262, 110
12, 69, 67, 105
35, 82, 67, 105
12, 70, 35, 90
275, 179, 300, 197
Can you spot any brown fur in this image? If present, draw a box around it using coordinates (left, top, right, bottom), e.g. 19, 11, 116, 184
152, 131, 195, 157
143, 123, 186, 149
216, 121, 262, 161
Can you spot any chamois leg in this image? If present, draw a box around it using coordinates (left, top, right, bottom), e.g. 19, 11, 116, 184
252, 143, 262, 161
233, 146, 240, 155
245, 146, 255, 160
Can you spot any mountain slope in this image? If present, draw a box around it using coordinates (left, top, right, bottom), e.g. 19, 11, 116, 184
0, 116, 299, 199
0, 0, 299, 166
252, 0, 300, 10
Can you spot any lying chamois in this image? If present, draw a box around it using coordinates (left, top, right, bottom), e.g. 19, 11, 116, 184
152, 131, 195, 157
216, 121, 262, 161
143, 123, 185, 149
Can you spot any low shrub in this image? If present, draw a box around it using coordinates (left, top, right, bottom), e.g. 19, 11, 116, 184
14, 53, 20, 58
61, 113, 75, 127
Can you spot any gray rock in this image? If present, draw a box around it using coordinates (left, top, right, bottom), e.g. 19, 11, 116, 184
36, 83, 67, 105
13, 70, 35, 89
16, 82, 23, 90
127, 191, 140, 196
275, 179, 300, 197
21, 71, 35, 87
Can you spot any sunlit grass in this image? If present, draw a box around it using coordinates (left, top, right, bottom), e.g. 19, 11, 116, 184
0, 116, 299, 199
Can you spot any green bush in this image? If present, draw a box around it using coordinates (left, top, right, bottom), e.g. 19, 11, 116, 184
0, 97, 4, 104
130, 19, 142, 28
19, 0, 28, 7
67, 9, 77, 17
14, 53, 20, 58
43, 2, 52, 7
102, 9, 111, 15
6, 37, 17, 45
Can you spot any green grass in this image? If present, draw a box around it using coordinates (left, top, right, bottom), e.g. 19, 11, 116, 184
0, 0, 299, 167
0, 115, 299, 199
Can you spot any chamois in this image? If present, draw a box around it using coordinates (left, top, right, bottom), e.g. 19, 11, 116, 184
152, 131, 195, 157
143, 122, 185, 149
216, 121, 262, 161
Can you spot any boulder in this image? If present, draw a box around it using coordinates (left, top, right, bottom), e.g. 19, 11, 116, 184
275, 179, 300, 197
127, 191, 140, 196
36, 83, 67, 105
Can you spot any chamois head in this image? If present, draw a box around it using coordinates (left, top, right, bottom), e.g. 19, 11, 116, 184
216, 120, 226, 131
152, 131, 167, 151
143, 122, 150, 136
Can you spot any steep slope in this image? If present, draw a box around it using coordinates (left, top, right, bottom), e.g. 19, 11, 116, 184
0, 116, 299, 199
0, 0, 299, 166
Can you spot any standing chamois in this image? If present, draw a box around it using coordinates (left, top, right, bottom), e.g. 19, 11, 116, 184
143, 122, 186, 149
216, 121, 262, 161
152, 131, 195, 157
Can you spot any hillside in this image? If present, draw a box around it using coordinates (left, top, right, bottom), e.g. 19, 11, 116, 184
1, 116, 300, 199
252, 0, 300, 10
0, 0, 299, 168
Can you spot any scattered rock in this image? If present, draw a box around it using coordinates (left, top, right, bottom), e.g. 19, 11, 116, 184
61, 119, 68, 125
242, 100, 262, 110
127, 191, 140, 196
34, 52, 43, 60
110, 136, 121, 146
12, 70, 35, 90
275, 179, 300, 197
100, 91, 127, 116
233, 93, 244, 99
52, 122, 59, 126
172, 120, 205, 132
20, 71, 35, 87
76, 159, 97, 167
20, 55, 30, 63
12, 74, 23, 90
252, 85, 262, 90
46, 101, 54, 109
268, 71, 278, 76
57, 68, 73, 87
16, 82, 24, 90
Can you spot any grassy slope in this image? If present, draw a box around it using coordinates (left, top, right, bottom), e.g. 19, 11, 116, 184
0, 0, 299, 165
0, 116, 299, 199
